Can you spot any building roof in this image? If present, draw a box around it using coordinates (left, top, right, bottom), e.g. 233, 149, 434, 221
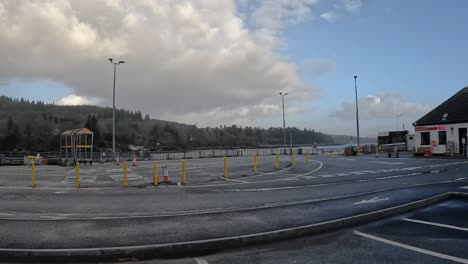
61, 128, 94, 135
413, 86, 468, 126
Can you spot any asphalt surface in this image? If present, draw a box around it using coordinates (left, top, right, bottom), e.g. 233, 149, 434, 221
0, 153, 467, 262
86, 198, 468, 264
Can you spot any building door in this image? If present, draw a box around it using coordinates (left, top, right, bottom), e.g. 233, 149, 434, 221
459, 128, 467, 156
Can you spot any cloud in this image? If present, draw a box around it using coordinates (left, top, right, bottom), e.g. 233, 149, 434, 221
300, 58, 336, 75
330, 93, 432, 120
0, 0, 318, 127
57, 94, 100, 105
341, 0, 362, 13
320, 11, 337, 22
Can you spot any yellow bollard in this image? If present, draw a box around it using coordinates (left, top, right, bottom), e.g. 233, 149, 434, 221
292, 151, 296, 165
275, 152, 279, 169
306, 149, 310, 161
181, 160, 186, 185
123, 161, 128, 188
75, 162, 80, 188
153, 160, 159, 185
223, 157, 228, 178
31, 160, 36, 188
253, 154, 257, 173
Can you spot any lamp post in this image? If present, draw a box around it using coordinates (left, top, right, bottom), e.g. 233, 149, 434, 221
108, 58, 125, 161
354, 76, 360, 148
279, 92, 288, 154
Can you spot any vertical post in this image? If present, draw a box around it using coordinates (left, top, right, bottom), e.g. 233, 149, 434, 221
223, 157, 228, 178
253, 154, 257, 173
112, 63, 117, 161
31, 160, 36, 188
123, 161, 128, 188
153, 160, 158, 186
275, 152, 279, 169
292, 150, 296, 165
306, 149, 310, 161
75, 162, 80, 188
354, 76, 360, 148
181, 160, 186, 185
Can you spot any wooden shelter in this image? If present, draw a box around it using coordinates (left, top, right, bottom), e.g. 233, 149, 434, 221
60, 128, 94, 163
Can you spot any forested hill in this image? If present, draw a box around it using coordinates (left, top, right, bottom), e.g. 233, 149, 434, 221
0, 96, 335, 151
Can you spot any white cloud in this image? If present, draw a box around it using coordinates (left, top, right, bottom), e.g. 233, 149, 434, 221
341, 0, 362, 13
330, 93, 432, 120
320, 11, 337, 22
57, 94, 100, 105
0, 0, 319, 127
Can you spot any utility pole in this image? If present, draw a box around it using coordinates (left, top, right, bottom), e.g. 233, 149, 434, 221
279, 92, 288, 154
354, 76, 360, 148
108, 58, 125, 161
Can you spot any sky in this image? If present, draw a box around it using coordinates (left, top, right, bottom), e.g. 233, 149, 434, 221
1, 0, 467, 137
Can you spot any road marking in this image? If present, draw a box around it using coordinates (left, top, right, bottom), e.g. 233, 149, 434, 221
370, 161, 405, 165
354, 230, 468, 264
319, 174, 334, 178
460, 186, 468, 189
402, 218, 468, 232
194, 257, 209, 264
455, 177, 466, 181
188, 160, 323, 188
222, 178, 248, 183
354, 197, 388, 204
336, 173, 350, 177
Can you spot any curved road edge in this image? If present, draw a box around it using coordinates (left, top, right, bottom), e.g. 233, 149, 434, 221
2, 192, 467, 262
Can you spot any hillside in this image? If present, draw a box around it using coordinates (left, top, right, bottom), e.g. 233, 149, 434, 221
0, 96, 336, 151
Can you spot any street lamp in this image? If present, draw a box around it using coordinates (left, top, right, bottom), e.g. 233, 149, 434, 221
396, 114, 403, 131
108, 58, 125, 161
279, 92, 288, 154
354, 76, 360, 148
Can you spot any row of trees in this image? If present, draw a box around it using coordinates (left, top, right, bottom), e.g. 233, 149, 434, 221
0, 96, 334, 152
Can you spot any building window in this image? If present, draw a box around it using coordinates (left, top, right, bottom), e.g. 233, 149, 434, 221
438, 131, 447, 145
421, 132, 430, 145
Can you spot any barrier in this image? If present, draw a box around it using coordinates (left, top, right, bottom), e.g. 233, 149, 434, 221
153, 161, 158, 186
253, 155, 257, 173
31, 160, 36, 188
275, 152, 279, 169
181, 160, 186, 185
306, 149, 310, 161
163, 165, 170, 183
223, 157, 228, 178
75, 162, 80, 188
123, 162, 128, 188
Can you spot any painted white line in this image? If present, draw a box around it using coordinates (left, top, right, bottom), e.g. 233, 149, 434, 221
354, 197, 388, 205
336, 173, 350, 177
354, 231, 468, 263
460, 186, 468, 189
222, 178, 248, 183
455, 177, 466, 181
319, 174, 334, 178
187, 160, 323, 188
194, 257, 209, 264
370, 161, 405, 165
402, 218, 468, 232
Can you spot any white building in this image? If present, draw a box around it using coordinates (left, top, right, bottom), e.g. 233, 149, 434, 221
413, 87, 468, 156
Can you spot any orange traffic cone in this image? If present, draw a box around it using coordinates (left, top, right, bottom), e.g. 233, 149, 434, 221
163, 165, 170, 183
132, 156, 137, 167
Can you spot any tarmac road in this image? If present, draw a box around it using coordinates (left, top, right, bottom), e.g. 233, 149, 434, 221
0, 153, 466, 261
